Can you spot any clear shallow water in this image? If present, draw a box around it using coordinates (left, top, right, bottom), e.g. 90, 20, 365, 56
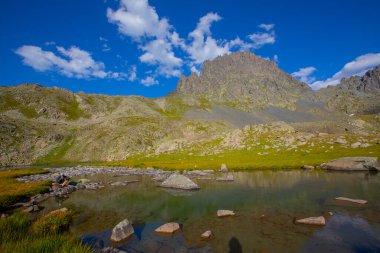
40, 170, 380, 253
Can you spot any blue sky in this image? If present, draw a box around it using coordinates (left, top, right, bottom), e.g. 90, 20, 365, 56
1, 0, 380, 97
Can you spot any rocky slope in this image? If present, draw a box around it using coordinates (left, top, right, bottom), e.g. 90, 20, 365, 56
0, 52, 379, 166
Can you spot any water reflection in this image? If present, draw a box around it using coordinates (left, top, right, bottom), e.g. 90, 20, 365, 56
39, 170, 380, 252
300, 214, 380, 253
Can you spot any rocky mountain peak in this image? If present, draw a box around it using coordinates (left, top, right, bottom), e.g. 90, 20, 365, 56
175, 51, 309, 110
337, 65, 380, 93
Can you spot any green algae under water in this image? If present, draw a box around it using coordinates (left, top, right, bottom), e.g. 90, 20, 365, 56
40, 170, 380, 253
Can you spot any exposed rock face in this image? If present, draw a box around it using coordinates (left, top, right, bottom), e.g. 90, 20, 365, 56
217, 210, 235, 217
110, 219, 134, 242
176, 51, 309, 111
316, 65, 380, 114
321, 157, 378, 171
337, 65, 380, 93
160, 174, 200, 190
155, 222, 180, 234
296, 216, 326, 226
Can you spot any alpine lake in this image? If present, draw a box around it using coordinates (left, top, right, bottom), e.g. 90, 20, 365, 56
35, 169, 380, 253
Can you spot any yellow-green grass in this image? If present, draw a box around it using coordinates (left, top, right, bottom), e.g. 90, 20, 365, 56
0, 168, 51, 210
0, 212, 93, 253
104, 144, 380, 170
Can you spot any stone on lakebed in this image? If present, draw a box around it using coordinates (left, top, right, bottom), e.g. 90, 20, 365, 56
335, 197, 368, 204
296, 216, 326, 226
201, 230, 213, 240
155, 222, 180, 234
217, 210, 235, 217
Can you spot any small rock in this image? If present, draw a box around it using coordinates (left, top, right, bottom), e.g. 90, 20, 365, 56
220, 164, 228, 173
110, 219, 134, 242
335, 197, 368, 204
155, 222, 180, 234
110, 181, 128, 186
217, 210, 235, 217
351, 142, 361, 148
335, 138, 347, 144
201, 230, 213, 240
296, 216, 326, 226
302, 165, 315, 170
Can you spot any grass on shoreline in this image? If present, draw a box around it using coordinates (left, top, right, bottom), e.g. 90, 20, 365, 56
0, 168, 51, 210
0, 212, 93, 253
103, 145, 380, 170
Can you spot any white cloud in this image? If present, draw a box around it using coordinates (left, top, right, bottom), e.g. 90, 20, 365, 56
15, 45, 129, 80
108, 0, 182, 80
291, 66, 317, 84
128, 65, 137, 81
186, 13, 230, 65
139, 39, 182, 77
107, 0, 170, 40
311, 53, 380, 89
108, 1, 277, 80
99, 36, 111, 52
273, 54, 279, 65
140, 76, 158, 86
258, 23, 274, 31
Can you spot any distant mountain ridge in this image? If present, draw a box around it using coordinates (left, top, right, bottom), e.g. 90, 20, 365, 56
0, 51, 379, 166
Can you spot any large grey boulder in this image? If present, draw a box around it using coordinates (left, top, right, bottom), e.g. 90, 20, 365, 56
321, 157, 379, 171
160, 174, 200, 190
110, 219, 134, 242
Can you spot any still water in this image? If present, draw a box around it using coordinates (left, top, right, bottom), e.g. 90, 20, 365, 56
40, 170, 380, 253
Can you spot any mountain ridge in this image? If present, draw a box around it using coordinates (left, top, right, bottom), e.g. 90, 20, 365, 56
1, 51, 379, 167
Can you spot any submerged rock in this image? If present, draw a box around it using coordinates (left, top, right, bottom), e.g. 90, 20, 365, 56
216, 174, 234, 181
110, 219, 134, 242
155, 222, 180, 234
321, 157, 378, 171
160, 174, 200, 190
201, 230, 213, 240
217, 210, 235, 217
296, 216, 326, 226
335, 197, 368, 204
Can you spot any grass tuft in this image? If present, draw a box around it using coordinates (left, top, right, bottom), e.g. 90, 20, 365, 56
0, 169, 51, 210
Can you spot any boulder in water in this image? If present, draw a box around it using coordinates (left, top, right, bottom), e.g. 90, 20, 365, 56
155, 222, 180, 234
160, 174, 200, 190
335, 197, 367, 204
296, 216, 325, 226
217, 210, 235, 217
110, 219, 134, 242
201, 230, 213, 240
